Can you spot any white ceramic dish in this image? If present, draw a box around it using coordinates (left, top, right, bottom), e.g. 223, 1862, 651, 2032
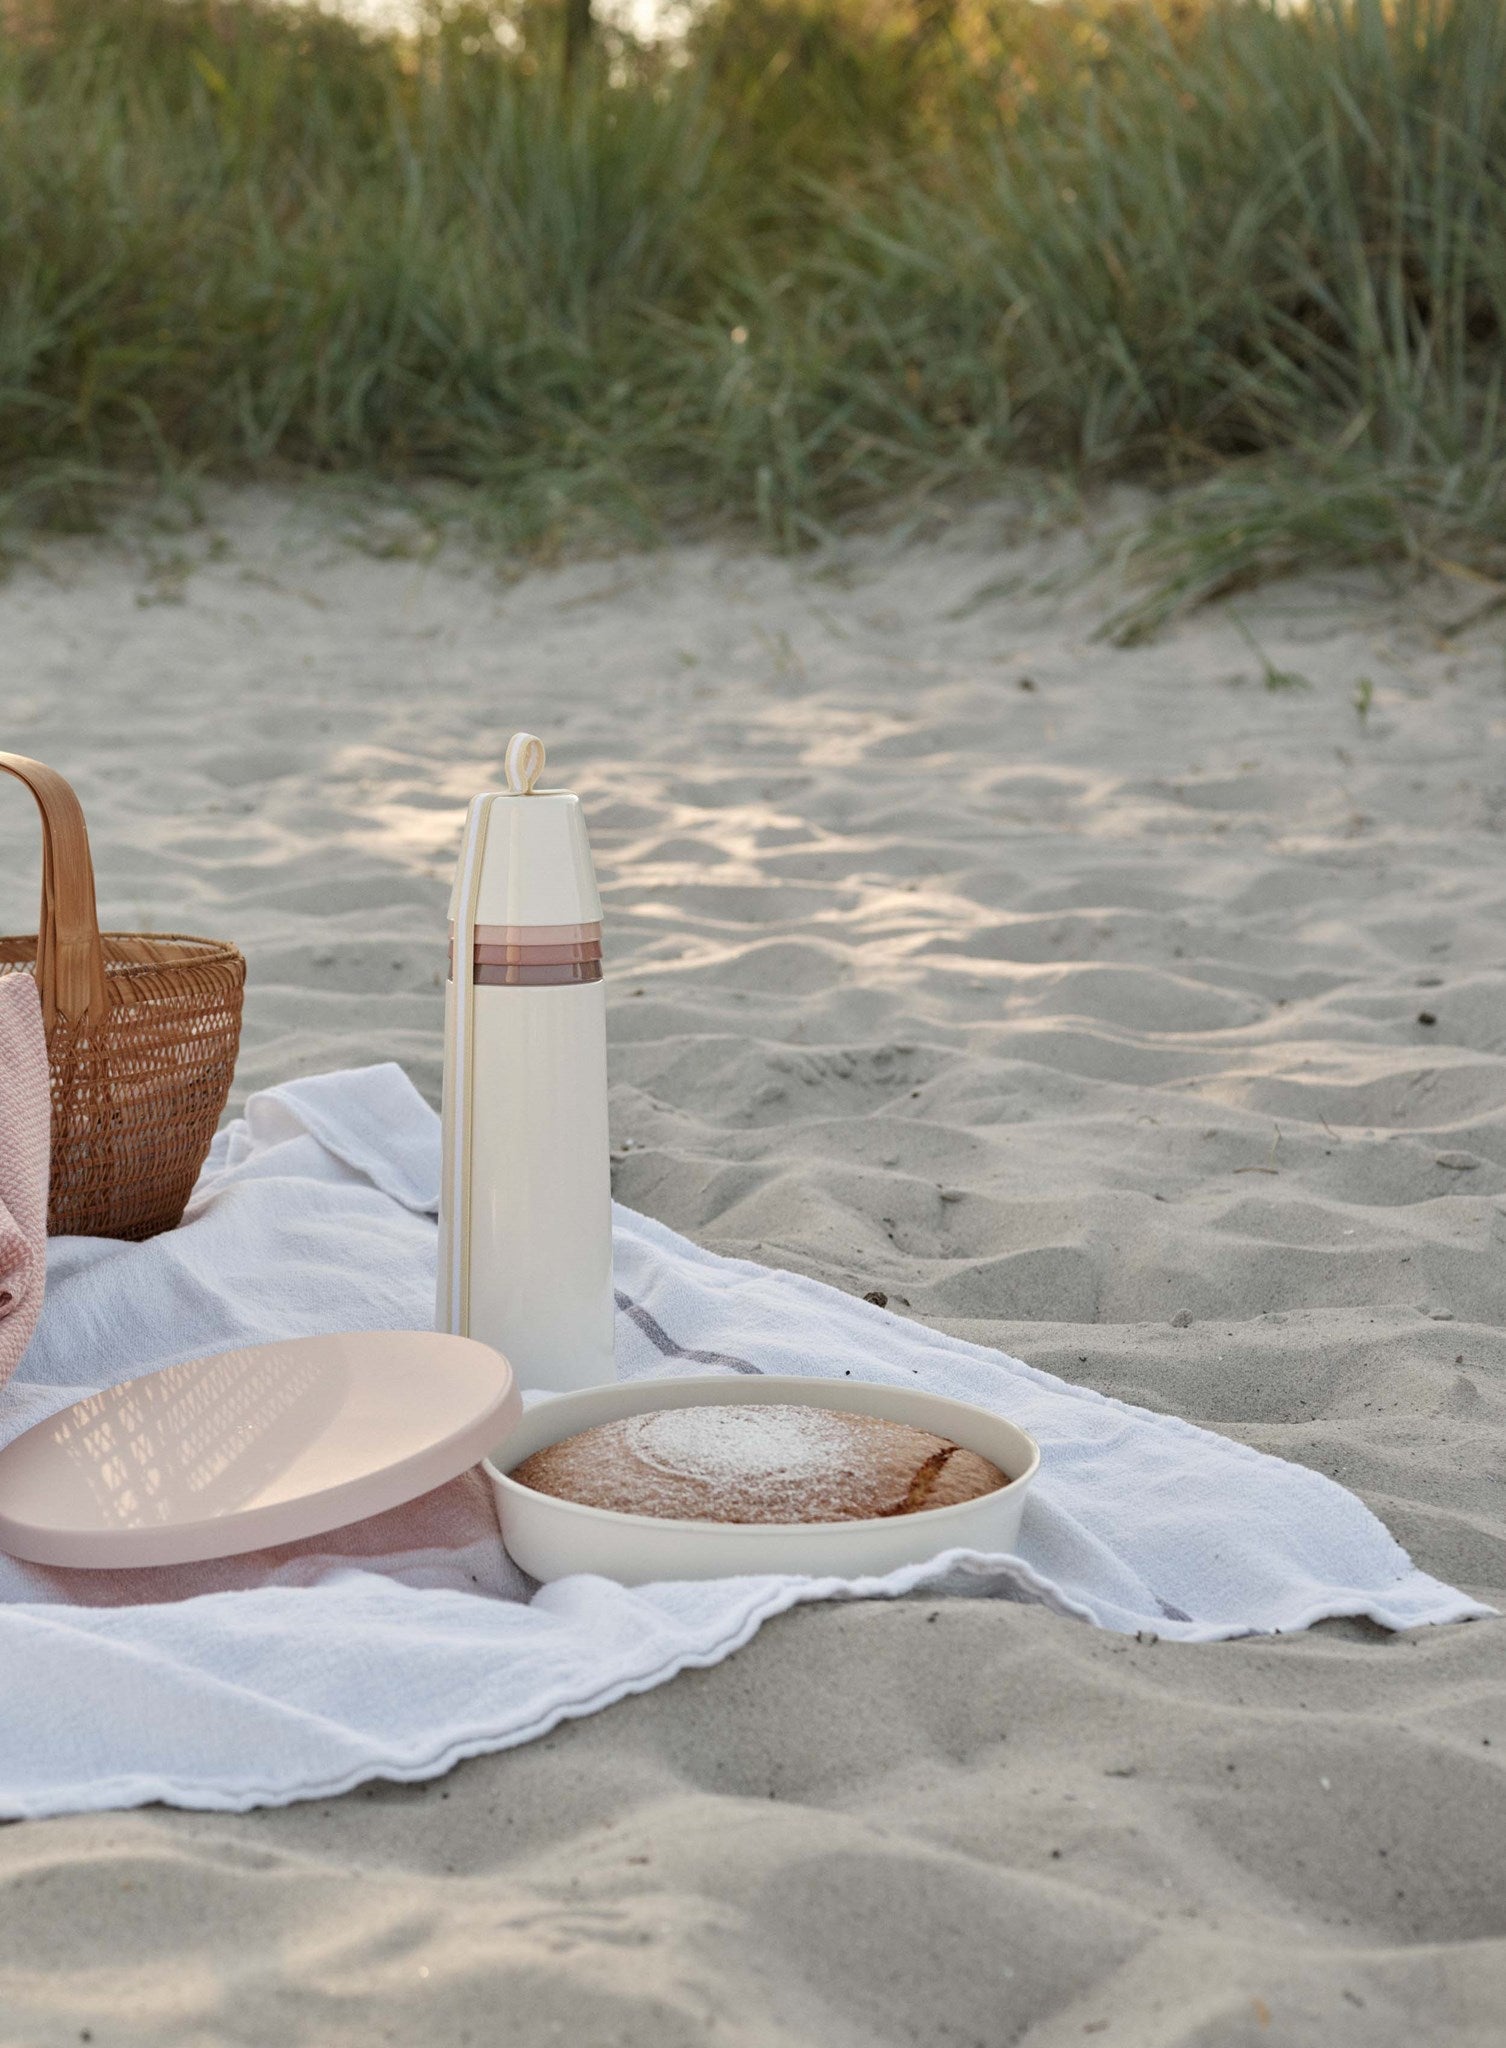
483, 1374, 1040, 1584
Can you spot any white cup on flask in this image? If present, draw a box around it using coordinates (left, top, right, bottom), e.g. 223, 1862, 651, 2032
437, 734, 614, 1394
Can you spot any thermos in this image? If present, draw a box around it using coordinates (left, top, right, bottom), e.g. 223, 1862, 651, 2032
437, 733, 615, 1393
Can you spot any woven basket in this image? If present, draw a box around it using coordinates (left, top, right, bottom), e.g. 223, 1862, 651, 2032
0, 752, 245, 1241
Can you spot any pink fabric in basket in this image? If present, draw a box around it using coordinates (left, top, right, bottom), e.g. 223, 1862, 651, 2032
0, 974, 49, 1387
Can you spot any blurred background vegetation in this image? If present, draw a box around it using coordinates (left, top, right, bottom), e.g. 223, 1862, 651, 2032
2, 0, 1503, 628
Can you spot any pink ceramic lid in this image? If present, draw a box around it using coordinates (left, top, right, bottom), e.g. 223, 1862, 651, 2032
0, 1330, 521, 1568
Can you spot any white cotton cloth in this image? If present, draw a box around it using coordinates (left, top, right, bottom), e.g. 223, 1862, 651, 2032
0, 1064, 1491, 1819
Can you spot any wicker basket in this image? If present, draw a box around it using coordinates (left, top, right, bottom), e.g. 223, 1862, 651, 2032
0, 752, 245, 1241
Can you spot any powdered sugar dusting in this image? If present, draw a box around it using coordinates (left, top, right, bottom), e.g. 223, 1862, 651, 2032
625, 1404, 847, 1486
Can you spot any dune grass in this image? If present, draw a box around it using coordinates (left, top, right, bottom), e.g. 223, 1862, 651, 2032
3, 0, 1504, 624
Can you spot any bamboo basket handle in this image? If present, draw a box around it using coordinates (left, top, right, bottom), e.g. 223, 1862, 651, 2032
0, 753, 109, 1032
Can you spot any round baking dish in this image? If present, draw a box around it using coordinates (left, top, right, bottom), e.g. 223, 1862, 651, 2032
483, 1374, 1040, 1584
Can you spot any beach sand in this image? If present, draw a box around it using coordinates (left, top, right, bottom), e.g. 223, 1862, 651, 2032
0, 490, 1502, 2044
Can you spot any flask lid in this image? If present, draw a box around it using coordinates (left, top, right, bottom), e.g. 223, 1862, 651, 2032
447, 736, 603, 931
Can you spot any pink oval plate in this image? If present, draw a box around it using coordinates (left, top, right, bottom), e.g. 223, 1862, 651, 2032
0, 1331, 520, 1568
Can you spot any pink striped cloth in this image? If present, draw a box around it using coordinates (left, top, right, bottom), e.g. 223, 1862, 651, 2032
0, 973, 48, 1387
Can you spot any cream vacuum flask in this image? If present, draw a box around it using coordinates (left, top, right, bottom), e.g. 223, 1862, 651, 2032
438, 733, 614, 1394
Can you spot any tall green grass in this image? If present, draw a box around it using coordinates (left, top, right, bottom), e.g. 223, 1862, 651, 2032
3, 0, 1504, 622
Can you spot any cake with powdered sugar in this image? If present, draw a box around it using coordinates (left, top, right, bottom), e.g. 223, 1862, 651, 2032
509, 1402, 1008, 1525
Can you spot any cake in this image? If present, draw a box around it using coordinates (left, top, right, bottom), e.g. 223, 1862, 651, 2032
508, 1402, 1009, 1525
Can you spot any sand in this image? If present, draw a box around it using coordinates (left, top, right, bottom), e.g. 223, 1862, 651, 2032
0, 489, 1502, 2044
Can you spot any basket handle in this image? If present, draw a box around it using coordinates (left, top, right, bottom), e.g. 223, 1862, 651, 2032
0, 752, 109, 1032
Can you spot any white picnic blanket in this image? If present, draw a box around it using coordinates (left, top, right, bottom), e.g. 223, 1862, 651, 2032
0, 1064, 1490, 1818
